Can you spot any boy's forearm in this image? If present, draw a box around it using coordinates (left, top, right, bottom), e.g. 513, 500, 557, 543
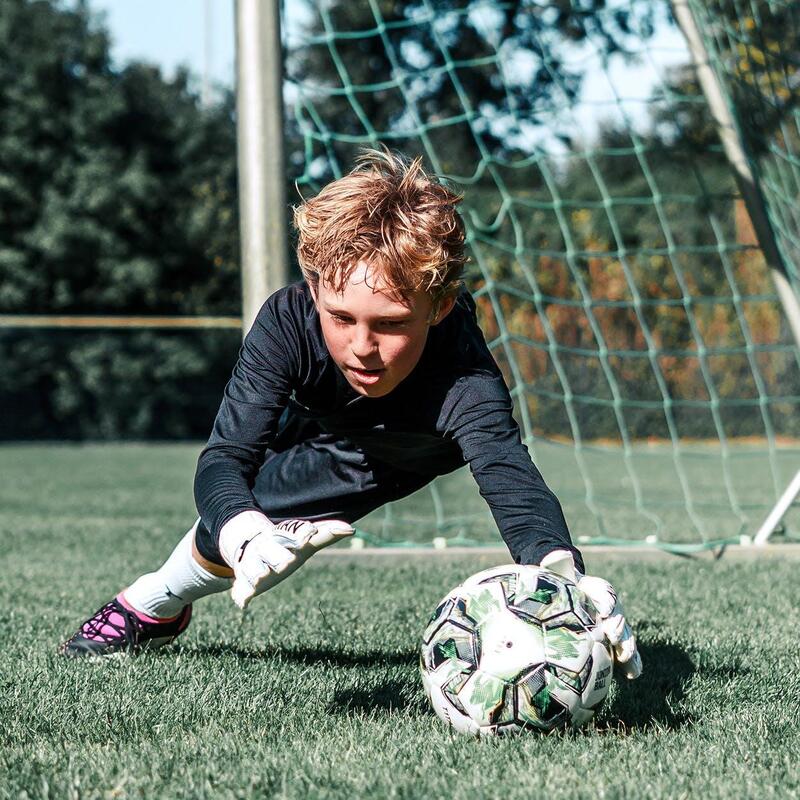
483, 483, 585, 572
461, 427, 584, 571
194, 458, 265, 545
450, 379, 584, 571
193, 289, 297, 545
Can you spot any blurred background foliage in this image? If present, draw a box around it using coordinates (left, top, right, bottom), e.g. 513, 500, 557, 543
0, 0, 242, 438
0, 0, 796, 440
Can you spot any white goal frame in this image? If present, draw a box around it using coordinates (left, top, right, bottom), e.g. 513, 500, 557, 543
753, 471, 800, 546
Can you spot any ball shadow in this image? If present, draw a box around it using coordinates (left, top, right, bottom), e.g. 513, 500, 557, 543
186, 638, 700, 730
328, 678, 429, 716
600, 640, 696, 732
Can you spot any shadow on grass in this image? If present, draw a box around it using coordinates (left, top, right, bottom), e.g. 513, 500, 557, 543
186, 642, 418, 669
329, 679, 429, 716
186, 642, 426, 716
326, 640, 701, 724
187, 638, 699, 730
601, 640, 696, 732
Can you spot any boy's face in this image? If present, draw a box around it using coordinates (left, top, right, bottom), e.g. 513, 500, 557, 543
313, 260, 454, 398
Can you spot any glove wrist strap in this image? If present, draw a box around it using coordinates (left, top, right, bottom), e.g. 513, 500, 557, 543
218, 509, 274, 567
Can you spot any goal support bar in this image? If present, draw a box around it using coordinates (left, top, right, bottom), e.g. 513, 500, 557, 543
753, 470, 800, 546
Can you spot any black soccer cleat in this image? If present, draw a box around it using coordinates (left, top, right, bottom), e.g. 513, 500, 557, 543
60, 596, 192, 657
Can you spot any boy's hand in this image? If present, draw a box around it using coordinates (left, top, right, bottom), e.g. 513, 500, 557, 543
221, 516, 354, 609
539, 549, 642, 680
577, 574, 642, 680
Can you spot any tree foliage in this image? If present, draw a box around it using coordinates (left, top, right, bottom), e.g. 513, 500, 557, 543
0, 0, 241, 438
0, 0, 240, 315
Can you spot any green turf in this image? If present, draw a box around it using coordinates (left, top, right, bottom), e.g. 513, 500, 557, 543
370, 438, 800, 547
2, 441, 799, 550
2, 444, 800, 799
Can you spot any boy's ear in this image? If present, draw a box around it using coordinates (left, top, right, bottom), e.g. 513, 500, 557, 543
430, 294, 457, 326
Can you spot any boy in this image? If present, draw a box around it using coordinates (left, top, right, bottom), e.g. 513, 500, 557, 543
61, 150, 641, 679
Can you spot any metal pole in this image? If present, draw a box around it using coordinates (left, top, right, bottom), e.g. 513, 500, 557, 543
753, 469, 800, 545
235, 0, 289, 336
672, 0, 800, 351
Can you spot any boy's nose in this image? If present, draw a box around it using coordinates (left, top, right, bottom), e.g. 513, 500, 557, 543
351, 325, 378, 358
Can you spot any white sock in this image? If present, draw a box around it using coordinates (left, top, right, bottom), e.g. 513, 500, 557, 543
123, 520, 232, 619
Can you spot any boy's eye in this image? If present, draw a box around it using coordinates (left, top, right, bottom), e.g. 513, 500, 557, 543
331, 314, 353, 325
381, 319, 409, 329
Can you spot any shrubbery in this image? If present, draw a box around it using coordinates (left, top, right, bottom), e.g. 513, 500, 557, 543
0, 0, 243, 439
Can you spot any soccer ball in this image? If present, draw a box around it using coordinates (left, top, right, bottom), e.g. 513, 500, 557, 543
420, 564, 613, 735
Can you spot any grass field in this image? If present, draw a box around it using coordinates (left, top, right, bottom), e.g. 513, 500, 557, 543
2, 444, 800, 799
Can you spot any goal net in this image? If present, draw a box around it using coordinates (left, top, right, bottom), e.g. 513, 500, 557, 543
282, 0, 800, 551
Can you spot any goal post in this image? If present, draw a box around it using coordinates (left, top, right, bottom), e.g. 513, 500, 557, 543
235, 0, 289, 336
670, 0, 800, 351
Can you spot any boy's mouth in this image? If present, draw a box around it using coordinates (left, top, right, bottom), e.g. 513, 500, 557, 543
347, 365, 386, 384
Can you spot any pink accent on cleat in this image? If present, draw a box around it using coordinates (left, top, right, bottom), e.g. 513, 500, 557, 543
60, 596, 192, 657
80, 606, 128, 641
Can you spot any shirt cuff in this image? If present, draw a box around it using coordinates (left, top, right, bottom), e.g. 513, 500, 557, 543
218, 509, 273, 567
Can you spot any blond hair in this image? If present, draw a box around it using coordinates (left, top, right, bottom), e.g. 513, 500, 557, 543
293, 149, 466, 311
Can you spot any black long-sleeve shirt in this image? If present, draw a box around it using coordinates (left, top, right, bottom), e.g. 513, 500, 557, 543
194, 282, 583, 570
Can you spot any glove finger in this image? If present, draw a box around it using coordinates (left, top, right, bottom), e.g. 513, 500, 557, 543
231, 577, 256, 610
577, 576, 617, 618
616, 648, 642, 680
232, 541, 294, 608
271, 519, 317, 550
233, 554, 301, 609
539, 549, 577, 583
250, 538, 296, 572
308, 520, 355, 551
232, 557, 272, 609
610, 620, 641, 679
600, 614, 626, 646
613, 621, 637, 661
232, 568, 290, 609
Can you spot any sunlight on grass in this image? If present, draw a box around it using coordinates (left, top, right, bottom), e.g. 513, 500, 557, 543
2, 445, 799, 799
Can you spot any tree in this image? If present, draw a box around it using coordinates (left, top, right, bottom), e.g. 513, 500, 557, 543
0, 0, 241, 438
0, 0, 240, 316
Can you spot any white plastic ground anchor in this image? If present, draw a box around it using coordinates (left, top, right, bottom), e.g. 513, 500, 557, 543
350, 537, 366, 550
753, 469, 800, 546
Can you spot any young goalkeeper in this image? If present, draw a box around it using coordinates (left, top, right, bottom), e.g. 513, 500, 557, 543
61, 149, 641, 679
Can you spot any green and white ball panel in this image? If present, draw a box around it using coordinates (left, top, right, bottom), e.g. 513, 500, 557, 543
582, 639, 615, 709
420, 564, 614, 736
476, 603, 546, 681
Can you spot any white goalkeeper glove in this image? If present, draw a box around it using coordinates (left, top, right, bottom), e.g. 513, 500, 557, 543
540, 549, 643, 680
218, 511, 354, 609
